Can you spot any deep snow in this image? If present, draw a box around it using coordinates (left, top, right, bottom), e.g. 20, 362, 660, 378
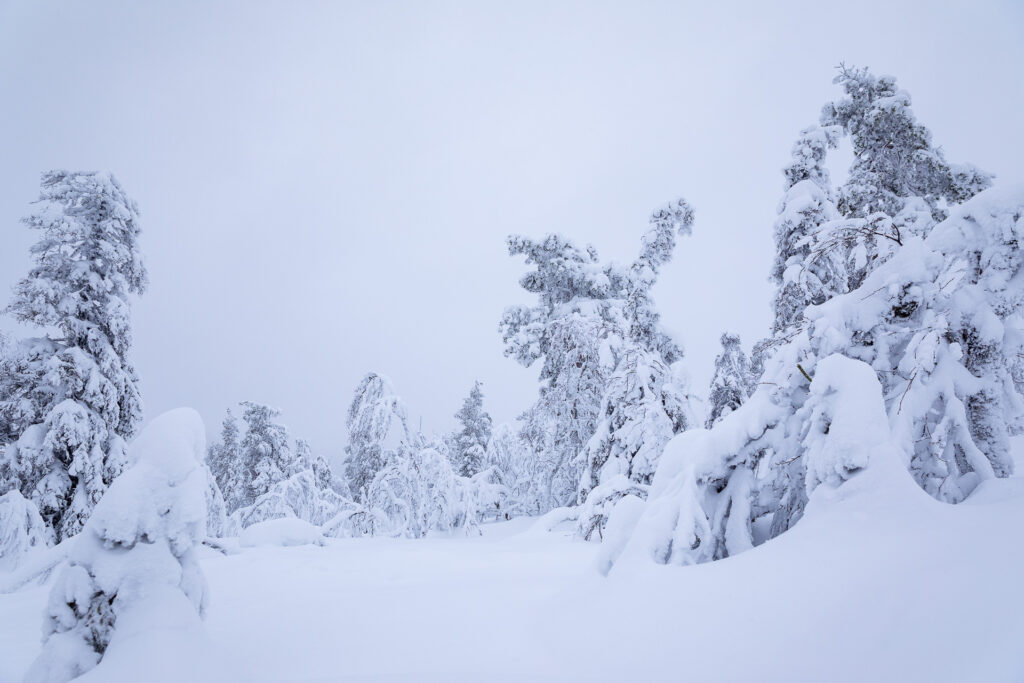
2, 448, 1023, 682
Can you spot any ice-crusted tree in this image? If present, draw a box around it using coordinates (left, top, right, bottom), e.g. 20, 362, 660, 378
206, 409, 244, 513
706, 333, 755, 428
0, 171, 147, 542
576, 348, 691, 540
240, 402, 293, 504
25, 409, 208, 683
345, 373, 410, 501
449, 381, 492, 477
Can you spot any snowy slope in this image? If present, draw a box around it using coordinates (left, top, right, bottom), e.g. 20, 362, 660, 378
3, 463, 1023, 682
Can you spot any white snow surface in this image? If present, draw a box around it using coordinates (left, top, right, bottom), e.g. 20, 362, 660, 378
2, 443, 1023, 682
238, 517, 325, 548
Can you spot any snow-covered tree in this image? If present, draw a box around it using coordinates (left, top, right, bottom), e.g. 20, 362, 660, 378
576, 348, 690, 540
25, 409, 208, 683
240, 402, 293, 504
624, 198, 695, 361
344, 373, 410, 501
233, 469, 348, 530
449, 381, 492, 477
706, 333, 755, 428
202, 467, 228, 538
823, 65, 992, 223
603, 184, 1024, 573
770, 125, 846, 334
362, 436, 473, 538
206, 409, 244, 513
296, 438, 335, 492
483, 422, 539, 519
813, 66, 993, 293
599, 69, 1019, 573
500, 200, 693, 512
0, 171, 147, 542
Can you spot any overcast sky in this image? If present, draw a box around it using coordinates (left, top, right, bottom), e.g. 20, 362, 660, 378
1, 1, 1022, 462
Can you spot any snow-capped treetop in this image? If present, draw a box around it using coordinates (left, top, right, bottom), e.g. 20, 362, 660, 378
8, 171, 148, 359
822, 65, 992, 222
782, 124, 840, 192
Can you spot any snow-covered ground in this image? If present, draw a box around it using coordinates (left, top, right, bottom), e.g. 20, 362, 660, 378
3, 454, 1024, 682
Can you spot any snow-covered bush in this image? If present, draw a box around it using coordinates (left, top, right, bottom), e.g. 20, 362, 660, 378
363, 440, 475, 538
25, 408, 209, 683
482, 422, 539, 518
232, 469, 349, 529
0, 489, 53, 571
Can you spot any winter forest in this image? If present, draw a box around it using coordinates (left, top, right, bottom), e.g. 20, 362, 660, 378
1, 3, 1023, 682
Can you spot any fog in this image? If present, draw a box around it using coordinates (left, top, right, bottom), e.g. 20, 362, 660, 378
1, 0, 1021, 460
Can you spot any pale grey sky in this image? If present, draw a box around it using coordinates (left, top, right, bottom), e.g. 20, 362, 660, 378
1, 1, 1022, 461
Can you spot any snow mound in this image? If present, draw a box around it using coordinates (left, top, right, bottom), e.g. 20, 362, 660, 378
0, 490, 53, 572
25, 408, 215, 683
240, 517, 325, 548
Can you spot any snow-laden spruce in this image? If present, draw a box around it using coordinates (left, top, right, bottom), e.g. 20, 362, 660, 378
770, 124, 845, 335
448, 381, 492, 477
705, 333, 755, 428
0, 172, 147, 542
206, 409, 243, 512
24, 409, 209, 683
